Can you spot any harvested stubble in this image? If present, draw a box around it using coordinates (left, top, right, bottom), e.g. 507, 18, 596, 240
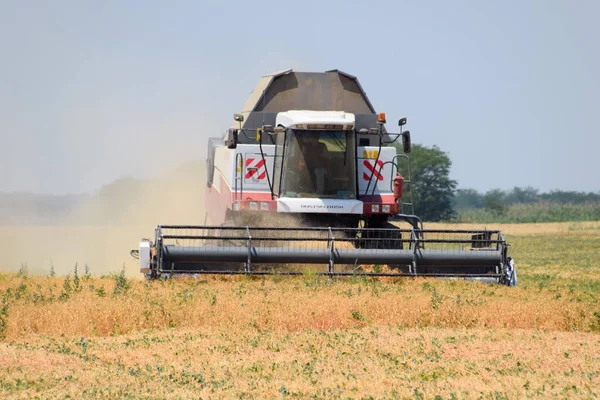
1, 326, 599, 399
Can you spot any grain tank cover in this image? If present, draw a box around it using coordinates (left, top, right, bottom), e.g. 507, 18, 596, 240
243, 69, 375, 114
232, 70, 379, 139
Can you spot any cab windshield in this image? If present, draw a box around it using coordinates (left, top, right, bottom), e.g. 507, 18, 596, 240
279, 130, 356, 199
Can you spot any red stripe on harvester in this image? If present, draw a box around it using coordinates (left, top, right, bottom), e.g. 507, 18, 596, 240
363, 160, 384, 180
245, 158, 266, 180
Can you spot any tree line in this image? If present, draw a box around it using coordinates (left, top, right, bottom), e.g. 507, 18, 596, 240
394, 143, 600, 222
454, 187, 600, 210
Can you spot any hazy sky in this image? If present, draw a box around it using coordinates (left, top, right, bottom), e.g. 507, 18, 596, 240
1, 0, 598, 195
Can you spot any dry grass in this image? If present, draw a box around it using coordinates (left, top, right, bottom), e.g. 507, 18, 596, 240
1, 221, 600, 399
1, 326, 598, 399
1, 276, 598, 340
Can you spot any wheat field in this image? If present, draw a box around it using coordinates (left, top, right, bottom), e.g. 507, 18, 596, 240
1, 221, 600, 399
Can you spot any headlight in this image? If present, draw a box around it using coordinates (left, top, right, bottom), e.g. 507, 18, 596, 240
371, 204, 380, 213
382, 204, 390, 213
261, 202, 269, 211
250, 202, 258, 210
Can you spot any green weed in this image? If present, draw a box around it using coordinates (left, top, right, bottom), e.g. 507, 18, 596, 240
112, 265, 131, 295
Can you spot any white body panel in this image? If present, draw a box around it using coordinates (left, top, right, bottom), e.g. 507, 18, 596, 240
239, 145, 275, 191
357, 146, 396, 196
213, 144, 275, 193
277, 198, 363, 214
213, 145, 233, 193
276, 111, 355, 129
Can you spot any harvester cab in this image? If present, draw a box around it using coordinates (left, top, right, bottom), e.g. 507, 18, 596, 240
133, 69, 517, 286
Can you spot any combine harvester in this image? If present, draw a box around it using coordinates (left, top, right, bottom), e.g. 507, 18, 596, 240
134, 69, 517, 286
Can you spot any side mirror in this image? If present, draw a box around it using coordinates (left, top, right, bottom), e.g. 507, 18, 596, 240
233, 113, 244, 122
402, 131, 411, 153
398, 117, 407, 127
226, 128, 238, 149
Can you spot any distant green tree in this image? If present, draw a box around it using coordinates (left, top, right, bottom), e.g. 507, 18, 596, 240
483, 189, 508, 215
396, 144, 458, 221
540, 190, 600, 204
453, 188, 484, 209
504, 186, 540, 204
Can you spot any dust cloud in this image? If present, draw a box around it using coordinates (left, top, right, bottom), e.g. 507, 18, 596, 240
3, 161, 210, 277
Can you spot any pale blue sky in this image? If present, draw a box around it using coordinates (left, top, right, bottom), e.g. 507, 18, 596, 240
1, 0, 598, 195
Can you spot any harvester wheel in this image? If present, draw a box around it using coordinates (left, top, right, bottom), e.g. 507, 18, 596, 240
355, 219, 403, 250
381, 221, 403, 250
